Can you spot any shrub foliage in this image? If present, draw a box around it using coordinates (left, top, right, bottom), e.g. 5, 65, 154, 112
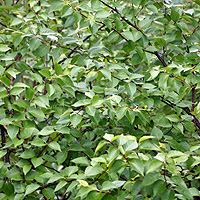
0, 0, 200, 199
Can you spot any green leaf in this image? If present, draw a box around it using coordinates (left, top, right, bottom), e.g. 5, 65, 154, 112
171, 7, 180, 22
14, 193, 25, 200
11, 18, 23, 26
65, 166, 78, 176
153, 180, 166, 196
47, 174, 64, 184
85, 165, 104, 177
54, 181, 67, 192
29, 38, 41, 51
38, 126, 54, 136
155, 37, 166, 47
62, 5, 73, 17
46, 84, 55, 96
131, 53, 142, 65
100, 68, 111, 81
30, 73, 43, 84
142, 172, 160, 186
139, 140, 158, 151
72, 157, 90, 165
55, 63, 62, 75
20, 150, 35, 159
124, 140, 138, 151
25, 184, 40, 195
7, 125, 19, 140
146, 159, 163, 174
195, 0, 200, 5
130, 159, 144, 176
72, 99, 91, 107
31, 157, 43, 168
167, 150, 186, 159
139, 136, 154, 144
56, 151, 68, 165
108, 146, 120, 161
126, 110, 136, 124
132, 31, 143, 42
116, 106, 127, 121
95, 140, 108, 154
48, 141, 61, 151
86, 106, 96, 116
157, 117, 171, 128
70, 114, 82, 127
190, 146, 200, 152
0, 44, 10, 52
0, 151, 7, 158
151, 126, 163, 140
101, 181, 116, 191
28, 138, 43, 147
29, 108, 45, 118
125, 82, 136, 97
10, 87, 24, 95
23, 165, 31, 175
0, 118, 12, 125
2, 182, 14, 196
166, 114, 180, 122
171, 175, 187, 188
66, 181, 79, 193
39, 69, 51, 79
96, 10, 111, 18
122, 31, 133, 41
76, 186, 94, 198
108, 31, 119, 43
33, 44, 50, 57
175, 186, 193, 199
50, 0, 64, 11
0, 77, 10, 87
103, 133, 114, 141
112, 181, 126, 188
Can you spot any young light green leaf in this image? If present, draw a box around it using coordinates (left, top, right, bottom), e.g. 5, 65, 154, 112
139, 136, 154, 144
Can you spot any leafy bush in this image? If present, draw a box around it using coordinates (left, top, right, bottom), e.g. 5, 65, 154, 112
0, 0, 200, 199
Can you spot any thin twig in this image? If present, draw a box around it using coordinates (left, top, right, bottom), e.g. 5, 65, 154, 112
192, 87, 195, 111
99, 0, 144, 35
58, 24, 105, 64
61, 188, 68, 200
36, 133, 62, 157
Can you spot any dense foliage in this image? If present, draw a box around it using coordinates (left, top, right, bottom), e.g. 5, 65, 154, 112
0, 0, 200, 199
